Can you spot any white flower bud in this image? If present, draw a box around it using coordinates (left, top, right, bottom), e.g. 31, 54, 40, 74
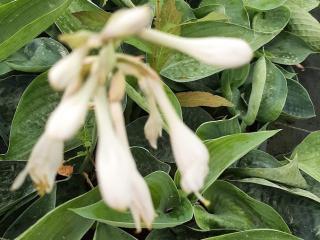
139, 29, 253, 68
101, 6, 152, 39
48, 47, 88, 91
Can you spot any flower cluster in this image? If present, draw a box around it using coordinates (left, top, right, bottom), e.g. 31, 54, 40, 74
11, 6, 252, 230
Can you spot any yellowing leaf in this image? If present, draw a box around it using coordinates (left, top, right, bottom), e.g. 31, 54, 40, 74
176, 91, 233, 107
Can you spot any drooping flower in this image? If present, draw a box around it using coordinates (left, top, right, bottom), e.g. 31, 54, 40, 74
11, 133, 64, 195
146, 79, 209, 194
95, 86, 155, 230
48, 47, 88, 91
101, 6, 152, 39
139, 29, 253, 68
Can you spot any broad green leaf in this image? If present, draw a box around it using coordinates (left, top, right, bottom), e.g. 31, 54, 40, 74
5, 38, 68, 73
160, 53, 223, 82
182, 107, 213, 131
203, 229, 301, 240
235, 180, 320, 239
193, 4, 226, 19
286, 3, 320, 51
94, 223, 137, 240
0, 161, 34, 215
2, 72, 88, 160
0, 0, 72, 61
127, 116, 174, 163
252, 6, 290, 33
265, 32, 315, 65
229, 156, 308, 188
199, 0, 249, 27
257, 60, 288, 122
203, 130, 279, 191
16, 188, 100, 240
292, 131, 320, 183
72, 171, 193, 229
0, 75, 33, 144
196, 116, 241, 140
237, 150, 281, 168
282, 78, 315, 119
234, 178, 320, 204
72, 10, 110, 31
243, 0, 287, 10
3, 188, 56, 239
56, 0, 106, 33
131, 147, 171, 176
242, 57, 267, 126
194, 181, 290, 232
0, 61, 11, 75
287, 0, 319, 11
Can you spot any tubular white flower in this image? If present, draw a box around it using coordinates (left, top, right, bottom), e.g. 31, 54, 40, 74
45, 67, 98, 140
96, 86, 155, 230
139, 29, 253, 68
148, 79, 209, 194
95, 86, 132, 210
48, 47, 88, 91
11, 133, 64, 195
130, 172, 155, 232
101, 6, 152, 39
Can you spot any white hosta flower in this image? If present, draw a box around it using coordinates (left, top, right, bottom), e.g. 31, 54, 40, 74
11, 133, 64, 195
48, 47, 88, 91
148, 79, 209, 194
139, 29, 253, 68
130, 171, 155, 231
101, 6, 152, 39
45, 70, 98, 140
95, 86, 155, 229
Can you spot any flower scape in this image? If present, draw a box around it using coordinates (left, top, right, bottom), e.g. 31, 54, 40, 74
11, 6, 253, 231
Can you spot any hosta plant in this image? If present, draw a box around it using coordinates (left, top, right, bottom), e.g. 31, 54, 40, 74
0, 0, 320, 240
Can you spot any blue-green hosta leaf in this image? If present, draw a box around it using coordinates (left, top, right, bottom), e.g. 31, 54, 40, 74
229, 156, 308, 188
287, 0, 319, 11
292, 131, 320, 183
199, 0, 249, 27
257, 60, 288, 122
193, 4, 226, 19
196, 116, 241, 140
72, 171, 193, 229
286, 2, 320, 51
56, 0, 106, 33
282, 78, 315, 119
203, 230, 301, 240
0, 61, 11, 75
243, 0, 287, 10
3, 188, 56, 239
194, 181, 290, 232
0, 161, 34, 215
203, 130, 279, 192
5, 38, 68, 73
182, 107, 213, 131
235, 180, 320, 239
131, 147, 171, 176
0, 0, 72, 61
16, 188, 101, 240
252, 6, 290, 34
265, 32, 315, 65
2, 72, 90, 160
237, 150, 281, 168
94, 223, 137, 240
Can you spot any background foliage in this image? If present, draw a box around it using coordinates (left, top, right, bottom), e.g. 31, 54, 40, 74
0, 0, 320, 239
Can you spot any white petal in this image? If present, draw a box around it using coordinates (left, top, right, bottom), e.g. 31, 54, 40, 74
48, 48, 88, 91
45, 72, 98, 140
139, 29, 253, 68
148, 80, 209, 193
144, 102, 162, 149
101, 6, 152, 39
130, 172, 155, 230
11, 133, 64, 195
94, 86, 132, 210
